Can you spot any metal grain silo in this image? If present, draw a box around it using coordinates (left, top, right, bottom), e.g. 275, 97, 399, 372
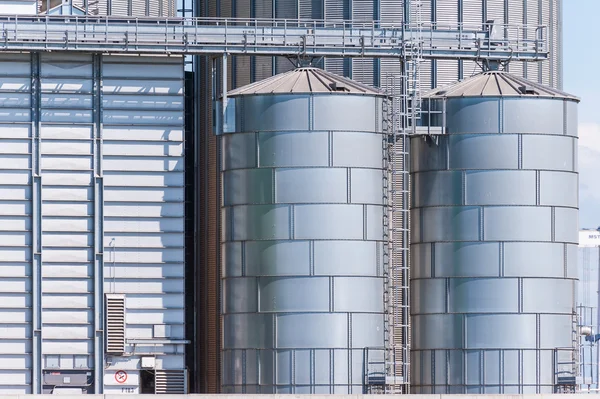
411, 70, 579, 394
220, 67, 387, 394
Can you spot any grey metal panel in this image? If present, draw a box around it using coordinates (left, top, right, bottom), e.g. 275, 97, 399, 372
503, 99, 564, 134
223, 278, 258, 313
334, 277, 383, 312
411, 314, 463, 349
314, 241, 380, 276
222, 314, 274, 348
539, 171, 578, 207
411, 135, 447, 172
522, 278, 574, 313
420, 206, 480, 242
540, 314, 574, 348
332, 131, 383, 168
276, 313, 348, 348
258, 131, 329, 168
366, 205, 384, 241
350, 168, 384, 205
465, 314, 537, 349
238, 95, 309, 132
446, 98, 500, 134
521, 134, 575, 171
484, 206, 552, 242
275, 168, 347, 203
259, 277, 330, 312
434, 242, 500, 277
223, 169, 273, 205
566, 100, 578, 137
411, 243, 432, 279
504, 242, 565, 278
222, 133, 257, 170
566, 243, 577, 279
465, 170, 536, 205
294, 204, 363, 240
554, 206, 578, 244
230, 204, 290, 240
412, 171, 463, 207
245, 241, 310, 276
449, 278, 519, 313
449, 134, 518, 169
411, 278, 446, 314
313, 96, 377, 132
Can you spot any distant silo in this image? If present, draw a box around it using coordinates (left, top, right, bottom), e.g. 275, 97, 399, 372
220, 67, 387, 394
411, 71, 579, 394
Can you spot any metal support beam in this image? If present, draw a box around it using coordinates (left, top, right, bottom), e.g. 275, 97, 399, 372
221, 53, 228, 133
0, 16, 548, 62
30, 51, 42, 395
92, 53, 105, 394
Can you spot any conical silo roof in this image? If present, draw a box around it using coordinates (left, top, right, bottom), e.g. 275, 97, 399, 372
227, 67, 383, 96
423, 70, 579, 101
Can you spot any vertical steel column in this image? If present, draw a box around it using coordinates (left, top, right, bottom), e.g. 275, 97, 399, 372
221, 54, 228, 132
30, 51, 42, 395
92, 54, 105, 393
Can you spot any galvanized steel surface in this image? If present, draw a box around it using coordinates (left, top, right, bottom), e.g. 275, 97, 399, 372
220, 75, 387, 393
0, 53, 185, 394
411, 72, 579, 393
39, 0, 176, 17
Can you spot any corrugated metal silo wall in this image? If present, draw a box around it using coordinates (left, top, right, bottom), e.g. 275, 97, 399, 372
410, 95, 578, 393
0, 52, 185, 393
220, 91, 386, 394
38, 0, 176, 16
578, 243, 599, 390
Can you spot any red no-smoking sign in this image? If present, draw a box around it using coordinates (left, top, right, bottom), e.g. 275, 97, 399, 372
115, 370, 128, 384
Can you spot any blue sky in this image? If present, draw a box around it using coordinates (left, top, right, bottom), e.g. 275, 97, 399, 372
563, 1, 600, 228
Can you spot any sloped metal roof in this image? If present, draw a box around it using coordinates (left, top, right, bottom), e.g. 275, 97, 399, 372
423, 70, 579, 101
228, 67, 383, 96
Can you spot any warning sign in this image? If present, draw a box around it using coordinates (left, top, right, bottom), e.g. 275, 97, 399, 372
114, 370, 128, 384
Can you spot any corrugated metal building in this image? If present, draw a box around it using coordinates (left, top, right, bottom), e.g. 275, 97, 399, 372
578, 229, 600, 392
0, 52, 186, 394
38, 0, 176, 16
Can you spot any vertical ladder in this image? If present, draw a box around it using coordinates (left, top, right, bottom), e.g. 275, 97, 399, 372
380, 0, 424, 394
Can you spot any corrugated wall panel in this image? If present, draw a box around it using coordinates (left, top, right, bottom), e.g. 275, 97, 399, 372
299, 0, 323, 19
552, 0, 560, 88
351, 0, 374, 85
110, 0, 130, 15
435, 60, 459, 87
506, 0, 524, 76
352, 59, 374, 87
0, 55, 32, 395
540, 0, 551, 86
39, 53, 95, 378
462, 0, 483, 26
485, 0, 505, 22
436, 0, 458, 26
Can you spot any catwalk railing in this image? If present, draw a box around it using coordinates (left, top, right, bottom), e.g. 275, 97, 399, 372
0, 15, 548, 60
